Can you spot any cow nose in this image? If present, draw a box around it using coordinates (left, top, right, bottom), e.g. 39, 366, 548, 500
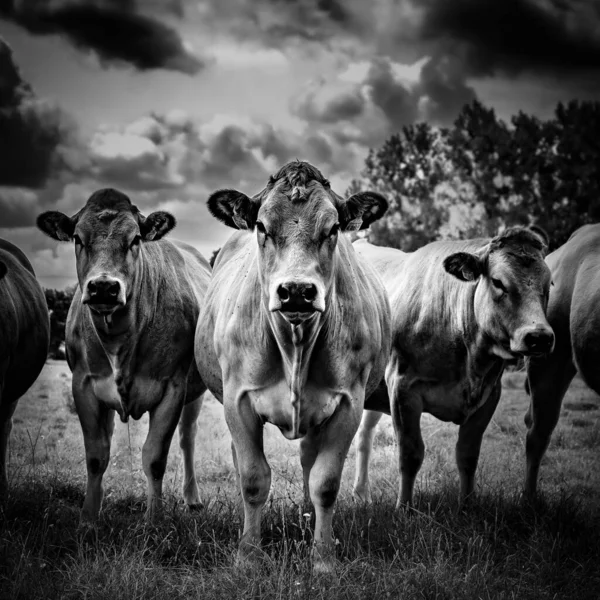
524, 330, 555, 354
87, 279, 121, 304
277, 282, 318, 311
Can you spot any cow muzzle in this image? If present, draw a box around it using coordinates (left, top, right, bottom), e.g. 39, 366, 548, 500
511, 326, 555, 357
83, 276, 126, 314
270, 281, 324, 325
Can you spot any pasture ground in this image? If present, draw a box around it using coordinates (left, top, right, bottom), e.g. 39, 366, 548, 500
1, 360, 599, 599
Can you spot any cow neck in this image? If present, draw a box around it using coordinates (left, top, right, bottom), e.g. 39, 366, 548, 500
268, 308, 322, 439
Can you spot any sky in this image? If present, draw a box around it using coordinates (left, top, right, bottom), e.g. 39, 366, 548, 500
1, 0, 600, 289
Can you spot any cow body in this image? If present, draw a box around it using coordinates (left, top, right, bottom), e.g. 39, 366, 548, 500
195, 161, 390, 571
0, 239, 50, 496
353, 228, 554, 505
37, 190, 210, 521
525, 223, 600, 497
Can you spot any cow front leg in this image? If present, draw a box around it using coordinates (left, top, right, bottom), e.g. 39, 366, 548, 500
524, 349, 576, 499
224, 393, 271, 567
144, 381, 185, 521
306, 398, 362, 574
178, 393, 204, 510
352, 409, 384, 503
75, 383, 115, 524
456, 384, 501, 501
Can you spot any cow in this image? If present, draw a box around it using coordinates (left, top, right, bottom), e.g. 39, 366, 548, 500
0, 239, 50, 498
352, 227, 554, 507
524, 223, 600, 498
37, 189, 210, 522
194, 160, 391, 572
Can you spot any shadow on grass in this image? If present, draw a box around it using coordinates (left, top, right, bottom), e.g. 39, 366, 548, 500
1, 474, 600, 599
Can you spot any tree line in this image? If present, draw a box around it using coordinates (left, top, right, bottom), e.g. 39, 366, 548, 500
350, 99, 600, 251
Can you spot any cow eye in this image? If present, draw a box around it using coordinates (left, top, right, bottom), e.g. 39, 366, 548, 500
328, 223, 340, 237
256, 221, 267, 236
491, 278, 507, 293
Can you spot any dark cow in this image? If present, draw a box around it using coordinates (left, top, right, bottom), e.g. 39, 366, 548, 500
194, 161, 391, 572
37, 189, 210, 522
353, 227, 554, 505
0, 239, 50, 497
525, 223, 600, 497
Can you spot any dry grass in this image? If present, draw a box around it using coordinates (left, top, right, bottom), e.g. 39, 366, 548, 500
1, 361, 599, 599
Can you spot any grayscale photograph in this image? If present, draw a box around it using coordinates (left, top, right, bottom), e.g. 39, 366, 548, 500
1, 1, 599, 598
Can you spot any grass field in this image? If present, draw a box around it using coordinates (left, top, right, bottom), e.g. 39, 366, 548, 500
1, 360, 599, 599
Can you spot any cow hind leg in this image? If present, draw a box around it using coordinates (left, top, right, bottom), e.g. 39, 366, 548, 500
524, 350, 576, 499
0, 398, 17, 500
455, 385, 501, 501
143, 382, 185, 522
352, 409, 384, 503
178, 393, 204, 510
76, 394, 115, 524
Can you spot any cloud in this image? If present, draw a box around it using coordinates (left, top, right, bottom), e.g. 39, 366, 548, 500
292, 54, 476, 147
199, 0, 600, 80
0, 38, 80, 189
1, 0, 205, 74
418, 0, 600, 77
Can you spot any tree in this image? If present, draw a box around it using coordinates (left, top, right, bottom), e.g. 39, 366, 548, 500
44, 286, 76, 358
353, 99, 600, 251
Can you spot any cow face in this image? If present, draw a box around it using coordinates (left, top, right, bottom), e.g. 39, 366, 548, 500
208, 161, 387, 325
37, 189, 175, 317
444, 227, 554, 358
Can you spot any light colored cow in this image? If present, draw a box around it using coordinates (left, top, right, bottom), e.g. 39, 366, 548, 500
37, 189, 210, 522
194, 160, 391, 572
525, 223, 600, 498
0, 239, 50, 497
353, 227, 554, 506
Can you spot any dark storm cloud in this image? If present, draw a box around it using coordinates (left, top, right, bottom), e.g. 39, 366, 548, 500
217, 0, 600, 77
1, 0, 204, 74
419, 0, 600, 76
0, 38, 76, 190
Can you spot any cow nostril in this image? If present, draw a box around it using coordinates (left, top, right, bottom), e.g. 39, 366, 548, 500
277, 285, 290, 302
108, 282, 119, 297
302, 284, 317, 302
88, 281, 98, 296
525, 331, 554, 350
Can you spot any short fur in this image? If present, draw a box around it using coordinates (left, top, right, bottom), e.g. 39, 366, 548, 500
0, 239, 50, 496
353, 226, 553, 505
525, 223, 600, 497
36, 189, 211, 522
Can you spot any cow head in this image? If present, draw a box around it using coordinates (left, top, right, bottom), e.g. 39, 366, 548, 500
37, 189, 175, 318
208, 160, 387, 326
444, 226, 554, 358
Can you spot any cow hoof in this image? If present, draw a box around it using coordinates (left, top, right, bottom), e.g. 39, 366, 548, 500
186, 502, 203, 513
234, 544, 267, 573
352, 488, 372, 504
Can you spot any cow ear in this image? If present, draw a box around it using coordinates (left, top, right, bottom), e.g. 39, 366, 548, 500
0, 261, 6, 280
340, 191, 388, 231
139, 211, 176, 241
444, 252, 484, 282
529, 225, 550, 256
37, 211, 75, 241
207, 189, 259, 230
